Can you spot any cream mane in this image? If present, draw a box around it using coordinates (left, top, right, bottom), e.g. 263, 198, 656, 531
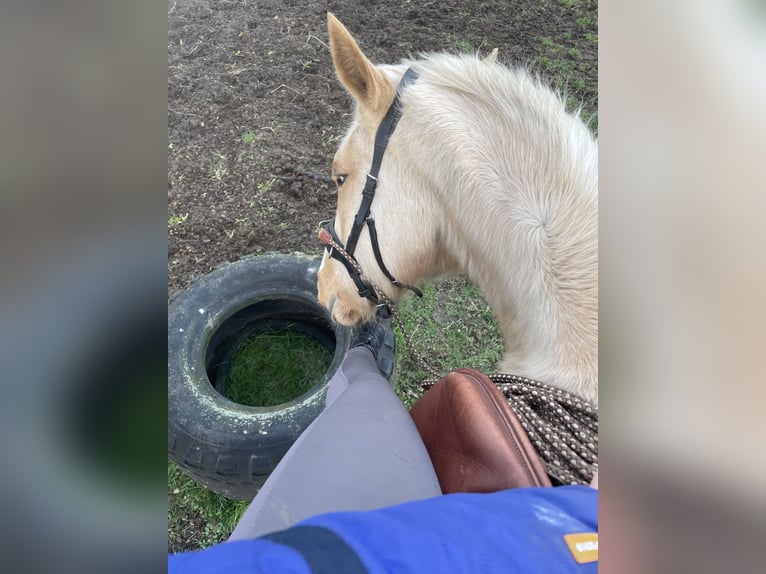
416, 56, 598, 398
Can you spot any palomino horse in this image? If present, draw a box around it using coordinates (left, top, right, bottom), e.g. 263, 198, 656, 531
317, 14, 598, 405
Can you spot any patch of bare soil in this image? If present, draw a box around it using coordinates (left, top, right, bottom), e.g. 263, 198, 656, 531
167, 0, 597, 296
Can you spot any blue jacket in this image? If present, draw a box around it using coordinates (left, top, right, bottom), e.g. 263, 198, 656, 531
169, 485, 598, 573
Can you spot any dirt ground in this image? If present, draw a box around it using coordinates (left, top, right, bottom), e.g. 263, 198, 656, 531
167, 0, 597, 295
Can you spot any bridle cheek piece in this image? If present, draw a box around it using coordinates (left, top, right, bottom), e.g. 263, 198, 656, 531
318, 67, 423, 307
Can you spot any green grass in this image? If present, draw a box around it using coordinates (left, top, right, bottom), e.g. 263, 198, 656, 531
168, 461, 249, 552
455, 38, 474, 53
223, 329, 332, 407
210, 151, 229, 182
168, 213, 188, 228
257, 176, 276, 194
392, 276, 504, 408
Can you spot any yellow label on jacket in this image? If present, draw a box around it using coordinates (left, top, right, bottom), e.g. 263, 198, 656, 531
564, 532, 598, 564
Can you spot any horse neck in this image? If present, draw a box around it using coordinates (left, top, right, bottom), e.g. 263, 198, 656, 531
402, 77, 598, 395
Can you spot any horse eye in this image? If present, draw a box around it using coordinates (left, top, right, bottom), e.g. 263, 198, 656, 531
335, 174, 347, 187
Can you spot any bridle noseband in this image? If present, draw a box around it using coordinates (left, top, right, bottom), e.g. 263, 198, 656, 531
319, 67, 423, 306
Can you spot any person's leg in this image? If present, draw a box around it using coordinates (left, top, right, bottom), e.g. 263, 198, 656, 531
229, 346, 441, 540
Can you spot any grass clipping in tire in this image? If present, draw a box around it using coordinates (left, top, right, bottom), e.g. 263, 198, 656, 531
224, 329, 333, 407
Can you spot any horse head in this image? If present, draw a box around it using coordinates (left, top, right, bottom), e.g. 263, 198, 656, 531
317, 13, 451, 326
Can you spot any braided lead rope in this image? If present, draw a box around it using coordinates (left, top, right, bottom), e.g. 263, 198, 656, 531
388, 305, 442, 379
494, 377, 598, 485
318, 230, 598, 485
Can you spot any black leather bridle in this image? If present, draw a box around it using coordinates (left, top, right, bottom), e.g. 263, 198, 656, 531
319, 67, 423, 306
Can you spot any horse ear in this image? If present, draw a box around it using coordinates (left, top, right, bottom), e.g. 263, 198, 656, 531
327, 12, 391, 113
484, 48, 499, 64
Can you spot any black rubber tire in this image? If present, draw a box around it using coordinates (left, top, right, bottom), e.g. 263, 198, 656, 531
168, 253, 351, 500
